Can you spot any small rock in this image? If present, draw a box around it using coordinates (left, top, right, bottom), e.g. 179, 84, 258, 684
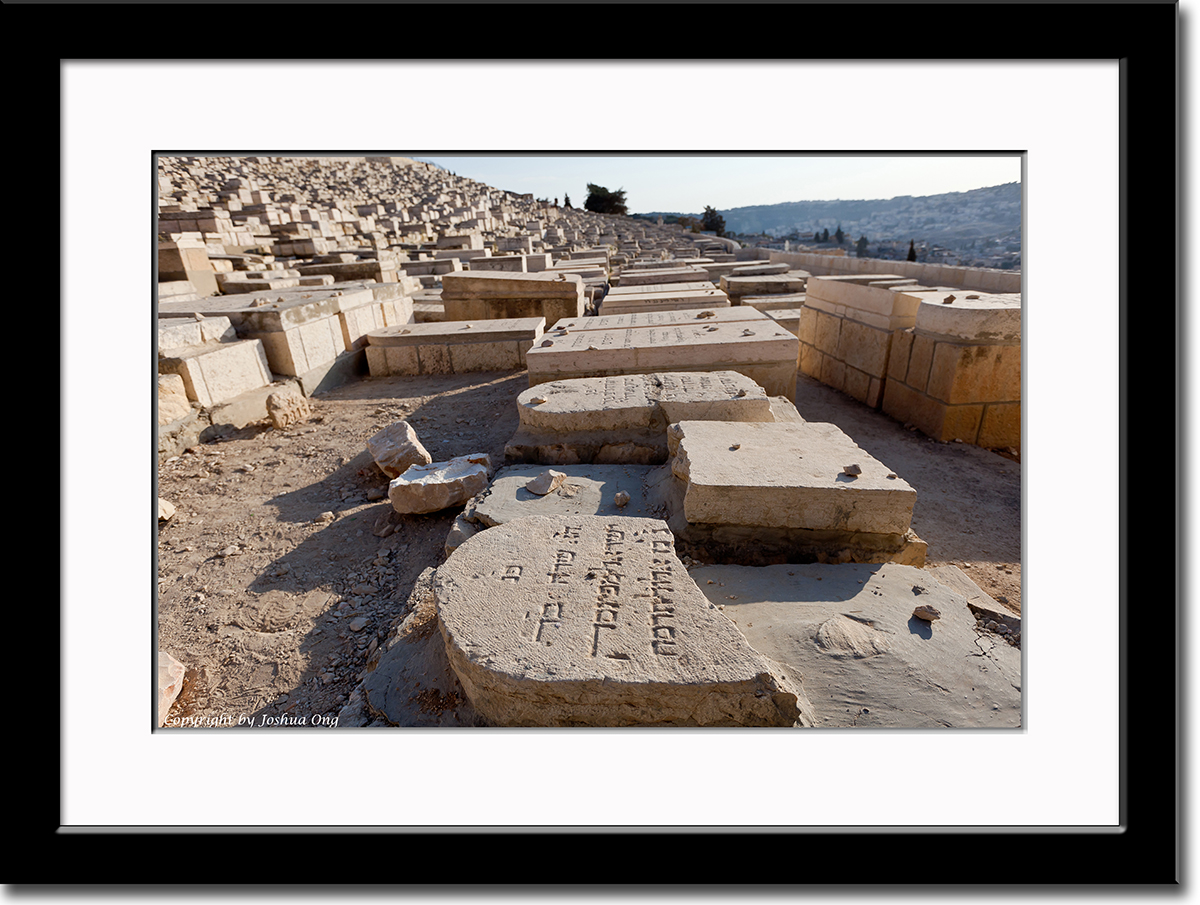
349, 617, 368, 632
526, 469, 566, 495
843, 464, 862, 476
531, 395, 548, 405
913, 605, 941, 621
316, 511, 335, 522
942, 294, 956, 304
218, 545, 240, 557
267, 384, 313, 429
158, 499, 176, 522
614, 491, 630, 508
540, 339, 554, 347
366, 487, 386, 501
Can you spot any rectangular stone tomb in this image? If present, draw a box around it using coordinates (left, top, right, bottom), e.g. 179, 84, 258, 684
365, 317, 545, 376
526, 314, 799, 400
720, 272, 808, 299
549, 306, 769, 334
882, 290, 1021, 449
617, 266, 711, 286
158, 292, 346, 378
434, 515, 804, 727
440, 271, 585, 324
599, 288, 731, 315
648, 420, 925, 566
506, 371, 775, 466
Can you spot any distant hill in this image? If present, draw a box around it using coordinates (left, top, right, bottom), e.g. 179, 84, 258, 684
636, 182, 1021, 245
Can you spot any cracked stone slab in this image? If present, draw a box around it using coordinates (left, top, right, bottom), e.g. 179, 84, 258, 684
689, 562, 1021, 728
462, 464, 659, 528
434, 515, 808, 727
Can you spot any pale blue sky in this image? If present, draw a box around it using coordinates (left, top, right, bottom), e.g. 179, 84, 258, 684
419, 154, 1022, 214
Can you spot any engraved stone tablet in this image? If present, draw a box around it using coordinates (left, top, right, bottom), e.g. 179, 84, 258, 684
435, 515, 803, 726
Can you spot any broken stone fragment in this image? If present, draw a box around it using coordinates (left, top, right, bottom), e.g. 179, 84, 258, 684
266, 384, 313, 429
389, 454, 493, 515
843, 464, 862, 476
158, 498, 176, 522
525, 469, 566, 495
614, 490, 631, 507
158, 651, 186, 727
367, 421, 433, 479
942, 294, 956, 304
913, 605, 941, 621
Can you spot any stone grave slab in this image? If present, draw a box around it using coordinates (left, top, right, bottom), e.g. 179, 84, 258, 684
617, 266, 710, 286
434, 515, 807, 727
548, 306, 768, 335
461, 464, 659, 529
689, 562, 1021, 728
649, 420, 925, 566
526, 312, 799, 400
158, 339, 274, 408
365, 317, 544, 376
440, 271, 585, 324
506, 371, 773, 465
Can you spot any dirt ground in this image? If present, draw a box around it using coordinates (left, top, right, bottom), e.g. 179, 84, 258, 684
155, 369, 1020, 729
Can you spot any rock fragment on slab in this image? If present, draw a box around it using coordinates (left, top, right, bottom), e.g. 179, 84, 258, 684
367, 421, 433, 478
389, 454, 492, 514
525, 469, 566, 495
435, 515, 806, 727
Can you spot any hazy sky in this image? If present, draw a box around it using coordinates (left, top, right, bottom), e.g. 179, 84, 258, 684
418, 154, 1022, 215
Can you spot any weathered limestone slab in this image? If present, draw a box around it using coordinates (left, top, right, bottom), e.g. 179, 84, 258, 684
367, 421, 433, 478
599, 285, 731, 315
389, 453, 493, 514
689, 563, 1020, 728
506, 371, 774, 465
720, 272, 808, 300
462, 464, 659, 528
434, 515, 806, 727
667, 420, 916, 534
365, 317, 544, 376
158, 339, 274, 408
441, 271, 585, 324
549, 306, 767, 334
158, 315, 237, 351
906, 290, 1022, 342
617, 266, 710, 286
526, 310, 799, 400
158, 373, 192, 425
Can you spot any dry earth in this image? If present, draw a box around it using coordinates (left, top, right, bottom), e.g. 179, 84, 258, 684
156, 369, 1020, 729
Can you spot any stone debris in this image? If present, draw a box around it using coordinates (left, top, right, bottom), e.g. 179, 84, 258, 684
158, 652, 186, 727
843, 464, 862, 476
158, 498, 176, 522
525, 469, 566, 495
614, 491, 631, 507
912, 605, 941, 621
388, 454, 493, 515
266, 383, 313, 429
367, 421, 433, 479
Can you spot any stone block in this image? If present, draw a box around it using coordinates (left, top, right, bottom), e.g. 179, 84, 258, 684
365, 318, 544, 376
526, 311, 799, 400
814, 309, 841, 356
836, 318, 892, 379
434, 515, 804, 727
266, 383, 313, 428
158, 339, 273, 408
908, 291, 1022, 342
888, 328, 914, 381
907, 333, 937, 393
926, 341, 1021, 404
977, 402, 1021, 449
368, 421, 433, 478
667, 420, 916, 535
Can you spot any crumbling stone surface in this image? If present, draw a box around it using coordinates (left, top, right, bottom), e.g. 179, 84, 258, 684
266, 383, 313, 429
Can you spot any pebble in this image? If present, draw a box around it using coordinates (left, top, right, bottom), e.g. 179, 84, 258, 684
349, 617, 368, 632
613, 491, 630, 508
843, 464, 862, 476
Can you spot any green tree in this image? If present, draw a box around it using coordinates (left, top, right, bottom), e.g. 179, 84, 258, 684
835, 224, 845, 245
907, 240, 917, 262
563, 193, 572, 208
813, 231, 821, 242
700, 205, 726, 237
855, 235, 869, 257
584, 183, 628, 215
